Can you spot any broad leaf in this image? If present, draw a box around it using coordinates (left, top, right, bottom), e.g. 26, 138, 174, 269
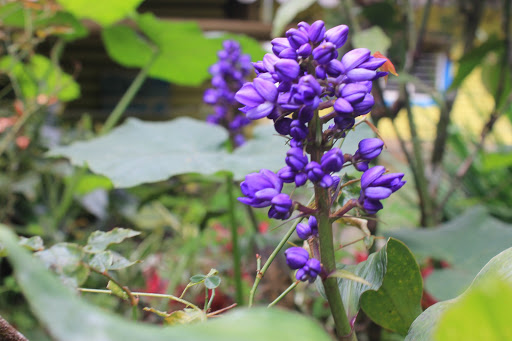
352, 27, 391, 54
0, 54, 80, 102
102, 16, 264, 86
56, 0, 143, 27
386, 207, 512, 301
334, 238, 422, 334
271, 0, 316, 37
204, 276, 221, 289
48, 118, 288, 187
89, 251, 137, 272
35, 243, 89, 286
406, 246, 512, 341
0, 225, 332, 341
84, 227, 141, 253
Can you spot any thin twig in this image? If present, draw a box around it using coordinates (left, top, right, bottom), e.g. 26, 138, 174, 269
0, 315, 29, 341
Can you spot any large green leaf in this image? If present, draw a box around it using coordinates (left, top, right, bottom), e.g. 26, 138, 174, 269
56, 0, 143, 27
84, 227, 140, 253
334, 238, 422, 334
406, 246, 512, 341
0, 54, 80, 102
352, 27, 391, 54
48, 117, 288, 187
0, 225, 331, 341
102, 14, 264, 85
385, 207, 512, 301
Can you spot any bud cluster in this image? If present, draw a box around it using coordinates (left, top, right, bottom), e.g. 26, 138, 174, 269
204, 40, 253, 146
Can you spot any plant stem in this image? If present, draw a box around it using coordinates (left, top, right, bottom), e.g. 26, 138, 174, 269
78, 288, 202, 312
311, 113, 356, 341
226, 174, 244, 306
100, 51, 158, 135
248, 197, 313, 307
0, 315, 28, 341
267, 281, 299, 308
89, 267, 138, 307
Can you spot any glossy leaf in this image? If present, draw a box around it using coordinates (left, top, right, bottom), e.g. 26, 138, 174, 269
0, 225, 332, 341
334, 238, 422, 333
0, 54, 80, 102
56, 0, 143, 26
406, 246, 512, 341
84, 227, 140, 253
48, 118, 288, 187
386, 207, 512, 301
360, 239, 423, 335
271, 0, 316, 37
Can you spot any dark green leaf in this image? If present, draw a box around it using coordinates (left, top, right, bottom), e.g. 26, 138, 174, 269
190, 275, 206, 283
0, 225, 332, 341
385, 207, 512, 301
204, 276, 221, 289
84, 227, 140, 253
360, 239, 423, 335
56, 0, 143, 26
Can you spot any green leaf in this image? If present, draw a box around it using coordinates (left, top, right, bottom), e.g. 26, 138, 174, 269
101, 24, 154, 67
0, 54, 80, 102
385, 207, 512, 301
360, 239, 423, 335
89, 251, 114, 273
406, 246, 512, 341
56, 0, 143, 27
190, 275, 206, 283
107, 280, 129, 300
335, 238, 422, 334
449, 36, 503, 90
480, 49, 512, 110
482, 149, 512, 171
0, 225, 332, 341
352, 27, 391, 54
84, 227, 141, 253
35, 11, 89, 41
329, 269, 371, 286
19, 236, 44, 252
72, 174, 113, 196
271, 0, 316, 37
48, 118, 288, 187
35, 243, 89, 287
0, 2, 25, 27
204, 276, 221, 289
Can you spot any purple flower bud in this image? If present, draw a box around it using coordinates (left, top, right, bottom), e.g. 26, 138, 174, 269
275, 59, 301, 82
319, 174, 334, 188
372, 173, 406, 192
341, 48, 371, 71
361, 166, 386, 189
271, 193, 293, 213
278, 166, 296, 183
297, 21, 311, 34
239, 169, 283, 208
352, 94, 375, 115
334, 116, 355, 131
305, 258, 322, 278
298, 105, 315, 123
285, 247, 309, 269
364, 187, 392, 200
295, 172, 308, 187
325, 25, 349, 48
290, 120, 308, 140
263, 53, 279, 73
308, 216, 318, 235
321, 148, 344, 173
236, 78, 278, 120
296, 222, 312, 240
203, 89, 218, 105
326, 59, 345, 77
334, 98, 354, 114
297, 43, 312, 58
286, 28, 309, 49
341, 83, 368, 104
268, 206, 292, 220
286, 147, 308, 171
271, 37, 291, 55
363, 199, 383, 214
354, 160, 369, 172
357, 138, 384, 160
358, 57, 387, 70
346, 68, 377, 82
274, 117, 292, 135
295, 268, 308, 281
312, 42, 338, 65
279, 48, 298, 60
305, 161, 324, 182
315, 65, 327, 79
308, 20, 326, 43
252, 61, 266, 73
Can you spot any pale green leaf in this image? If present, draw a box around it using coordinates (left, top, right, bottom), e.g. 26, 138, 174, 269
352, 27, 391, 54
204, 276, 221, 289
56, 0, 143, 26
84, 227, 140, 253
272, 0, 316, 37
329, 269, 371, 286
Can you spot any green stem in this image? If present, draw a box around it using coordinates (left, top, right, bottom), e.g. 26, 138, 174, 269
52, 166, 87, 231
78, 288, 202, 312
248, 197, 313, 307
100, 51, 158, 135
267, 281, 299, 308
311, 112, 356, 341
226, 174, 244, 306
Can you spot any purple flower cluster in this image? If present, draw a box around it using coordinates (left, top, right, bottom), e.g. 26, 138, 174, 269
296, 216, 318, 240
204, 40, 253, 146
285, 247, 322, 282
359, 166, 406, 214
